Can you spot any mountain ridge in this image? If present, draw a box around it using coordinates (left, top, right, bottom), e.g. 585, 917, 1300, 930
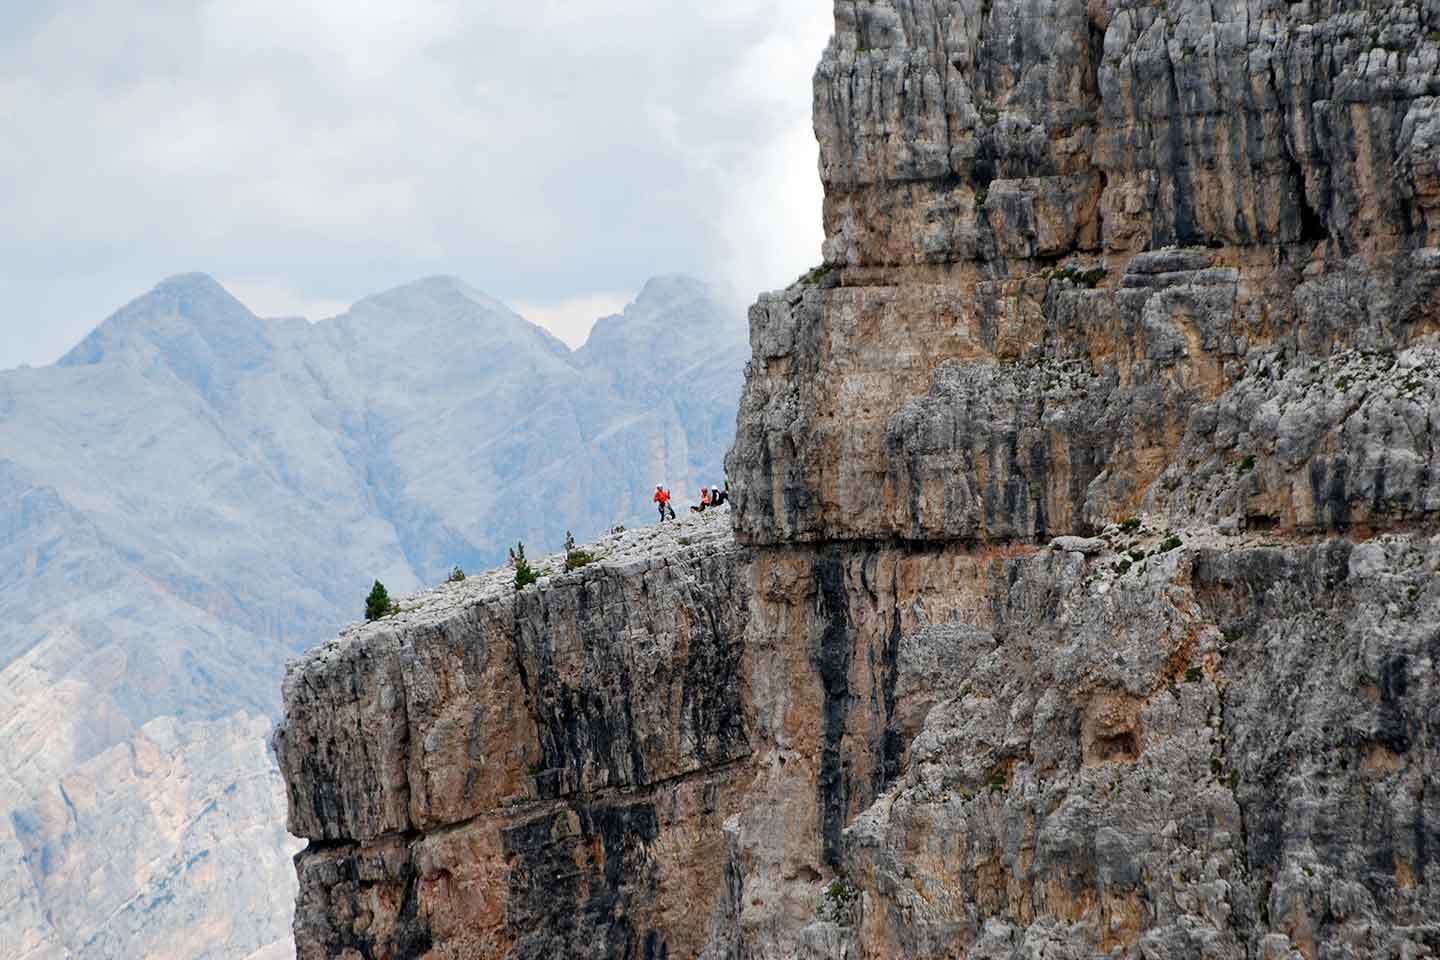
0, 270, 746, 959
33, 270, 726, 380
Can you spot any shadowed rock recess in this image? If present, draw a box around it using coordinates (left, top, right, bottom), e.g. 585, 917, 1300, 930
278, 2, 1440, 957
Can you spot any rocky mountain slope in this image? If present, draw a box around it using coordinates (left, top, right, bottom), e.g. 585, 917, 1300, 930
278, 0, 1440, 957
0, 273, 744, 959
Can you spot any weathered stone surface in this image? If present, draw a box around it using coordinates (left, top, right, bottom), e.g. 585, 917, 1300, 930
282, 521, 1440, 958
277, 510, 752, 959
731, 0, 1440, 545
729, 247, 1440, 546
281, 1, 1440, 958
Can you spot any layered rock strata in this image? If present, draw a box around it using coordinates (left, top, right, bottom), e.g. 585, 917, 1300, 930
276, 513, 752, 958
280, 1, 1440, 957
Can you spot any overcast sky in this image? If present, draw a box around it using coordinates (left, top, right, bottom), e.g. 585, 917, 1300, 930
0, 1, 831, 368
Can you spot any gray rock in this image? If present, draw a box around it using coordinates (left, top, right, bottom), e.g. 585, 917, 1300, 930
280, 1, 1440, 958
1049, 535, 1107, 555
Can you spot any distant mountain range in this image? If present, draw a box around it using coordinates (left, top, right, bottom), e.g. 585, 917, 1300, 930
0, 273, 747, 958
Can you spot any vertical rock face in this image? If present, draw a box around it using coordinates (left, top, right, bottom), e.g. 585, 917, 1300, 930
732, 0, 1440, 545
277, 516, 753, 959
280, 2, 1440, 958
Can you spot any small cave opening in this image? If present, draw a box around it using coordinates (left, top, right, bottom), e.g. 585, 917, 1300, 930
1092, 730, 1141, 764
1286, 150, 1327, 244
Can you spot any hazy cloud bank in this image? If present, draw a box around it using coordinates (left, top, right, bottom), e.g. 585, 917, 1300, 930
0, 0, 830, 367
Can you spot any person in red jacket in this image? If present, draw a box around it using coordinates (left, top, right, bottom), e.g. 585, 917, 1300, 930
654, 483, 675, 521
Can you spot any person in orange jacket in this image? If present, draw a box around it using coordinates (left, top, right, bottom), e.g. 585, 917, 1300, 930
654, 483, 675, 521
690, 486, 712, 513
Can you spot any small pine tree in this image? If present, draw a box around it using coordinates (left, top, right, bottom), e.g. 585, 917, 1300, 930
365, 580, 392, 621
448, 565, 466, 583
509, 542, 538, 589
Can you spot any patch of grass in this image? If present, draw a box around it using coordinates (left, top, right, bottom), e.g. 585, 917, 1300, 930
1052, 265, 1107, 288
800, 262, 835, 285
987, 770, 1007, 794
1238, 455, 1255, 473
1158, 535, 1183, 553
818, 874, 861, 926
562, 531, 597, 572
1114, 558, 1133, 575
1185, 666, 1203, 683
1119, 517, 1142, 535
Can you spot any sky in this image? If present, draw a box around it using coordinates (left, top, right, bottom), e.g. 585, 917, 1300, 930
0, 1, 832, 367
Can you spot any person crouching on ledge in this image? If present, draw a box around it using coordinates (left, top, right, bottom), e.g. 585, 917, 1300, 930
690, 486, 712, 513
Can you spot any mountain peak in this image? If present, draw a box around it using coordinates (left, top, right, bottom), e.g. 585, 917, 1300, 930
153, 272, 231, 296
634, 274, 713, 308
58, 272, 270, 376
355, 275, 510, 317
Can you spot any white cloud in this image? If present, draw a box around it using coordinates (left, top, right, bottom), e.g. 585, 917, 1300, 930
0, 1, 834, 370
513, 293, 632, 349
200, 0, 461, 75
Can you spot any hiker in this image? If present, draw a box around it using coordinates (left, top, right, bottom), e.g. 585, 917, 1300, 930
654, 484, 675, 521
690, 486, 712, 513
710, 482, 729, 507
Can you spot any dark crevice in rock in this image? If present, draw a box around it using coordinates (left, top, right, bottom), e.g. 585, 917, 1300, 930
1159, 49, 1201, 247
683, 600, 750, 765
1284, 141, 1328, 245
503, 801, 662, 959
874, 599, 904, 796
814, 548, 854, 868
393, 861, 434, 960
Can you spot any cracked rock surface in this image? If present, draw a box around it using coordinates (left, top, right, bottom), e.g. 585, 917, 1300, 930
281, 1, 1440, 957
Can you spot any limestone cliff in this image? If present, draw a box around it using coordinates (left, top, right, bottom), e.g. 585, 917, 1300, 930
278, 1, 1440, 957
276, 512, 749, 958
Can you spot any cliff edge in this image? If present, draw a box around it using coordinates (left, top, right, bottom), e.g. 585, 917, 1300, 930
278, 1, 1440, 957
